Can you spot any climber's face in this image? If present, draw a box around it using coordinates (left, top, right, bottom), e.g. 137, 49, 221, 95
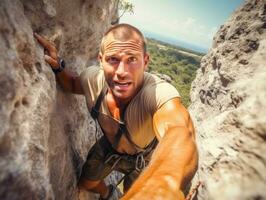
99, 33, 149, 105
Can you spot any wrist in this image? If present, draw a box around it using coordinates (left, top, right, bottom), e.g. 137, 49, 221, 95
52, 58, 65, 74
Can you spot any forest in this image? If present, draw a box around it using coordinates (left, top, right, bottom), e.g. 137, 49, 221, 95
146, 38, 204, 107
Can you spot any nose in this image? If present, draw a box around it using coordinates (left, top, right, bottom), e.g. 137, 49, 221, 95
116, 61, 127, 78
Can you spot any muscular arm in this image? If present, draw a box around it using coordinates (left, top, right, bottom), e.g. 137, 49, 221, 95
34, 33, 83, 94
122, 98, 198, 200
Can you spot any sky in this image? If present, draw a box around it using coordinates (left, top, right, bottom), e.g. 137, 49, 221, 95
120, 0, 245, 53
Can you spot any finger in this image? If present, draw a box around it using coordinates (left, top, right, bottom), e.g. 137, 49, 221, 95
44, 49, 58, 60
34, 32, 57, 54
44, 55, 59, 68
50, 51, 58, 60
34, 32, 50, 49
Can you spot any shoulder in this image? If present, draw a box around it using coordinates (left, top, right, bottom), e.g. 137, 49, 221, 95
142, 72, 179, 92
80, 65, 103, 81
141, 72, 180, 110
153, 98, 192, 139
79, 65, 105, 105
80, 65, 105, 87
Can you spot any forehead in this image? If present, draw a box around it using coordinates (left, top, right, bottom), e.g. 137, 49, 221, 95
102, 33, 143, 55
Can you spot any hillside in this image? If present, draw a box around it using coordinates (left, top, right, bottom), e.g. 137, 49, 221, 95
147, 38, 203, 107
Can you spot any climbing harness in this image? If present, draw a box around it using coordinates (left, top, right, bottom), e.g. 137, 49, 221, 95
90, 83, 158, 187
90, 83, 158, 152
84, 83, 200, 199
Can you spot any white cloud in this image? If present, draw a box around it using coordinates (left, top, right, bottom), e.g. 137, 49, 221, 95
152, 17, 218, 48
121, 7, 218, 49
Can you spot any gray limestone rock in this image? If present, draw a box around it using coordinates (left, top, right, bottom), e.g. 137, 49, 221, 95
189, 0, 266, 199
0, 0, 118, 199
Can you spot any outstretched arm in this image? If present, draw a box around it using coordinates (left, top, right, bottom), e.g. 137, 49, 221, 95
34, 33, 83, 94
122, 98, 198, 200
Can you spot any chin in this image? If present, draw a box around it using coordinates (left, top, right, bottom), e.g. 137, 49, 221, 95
113, 90, 133, 101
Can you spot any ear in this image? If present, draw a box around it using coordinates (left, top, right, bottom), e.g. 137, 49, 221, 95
144, 53, 150, 71
98, 53, 103, 64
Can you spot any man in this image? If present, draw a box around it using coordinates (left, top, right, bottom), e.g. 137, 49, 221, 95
34, 23, 198, 200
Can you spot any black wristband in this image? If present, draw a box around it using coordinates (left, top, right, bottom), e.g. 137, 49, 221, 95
52, 58, 65, 74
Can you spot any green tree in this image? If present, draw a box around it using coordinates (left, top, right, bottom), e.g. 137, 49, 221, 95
112, 0, 134, 24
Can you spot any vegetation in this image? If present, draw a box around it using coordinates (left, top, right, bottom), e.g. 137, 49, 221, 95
112, 0, 134, 25
118, 0, 134, 16
146, 38, 203, 107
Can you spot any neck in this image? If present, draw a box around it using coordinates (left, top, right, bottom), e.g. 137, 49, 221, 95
108, 89, 129, 110
106, 78, 144, 115
106, 89, 129, 120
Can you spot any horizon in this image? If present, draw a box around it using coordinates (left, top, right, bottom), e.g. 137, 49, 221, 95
120, 0, 245, 53
143, 30, 207, 54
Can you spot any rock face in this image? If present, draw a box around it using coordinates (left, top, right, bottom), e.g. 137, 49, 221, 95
189, 0, 266, 199
0, 0, 118, 199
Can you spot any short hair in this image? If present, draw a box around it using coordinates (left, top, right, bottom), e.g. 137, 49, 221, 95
100, 23, 147, 54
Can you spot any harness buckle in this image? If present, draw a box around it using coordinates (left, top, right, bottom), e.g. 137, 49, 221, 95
135, 153, 146, 172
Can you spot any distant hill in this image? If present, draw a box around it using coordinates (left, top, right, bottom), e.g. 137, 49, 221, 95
143, 30, 208, 53
147, 38, 204, 107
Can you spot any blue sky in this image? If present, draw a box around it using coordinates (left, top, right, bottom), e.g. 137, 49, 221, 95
120, 0, 245, 52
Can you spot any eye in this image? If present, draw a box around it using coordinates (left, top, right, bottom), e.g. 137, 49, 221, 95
106, 56, 120, 64
128, 56, 137, 64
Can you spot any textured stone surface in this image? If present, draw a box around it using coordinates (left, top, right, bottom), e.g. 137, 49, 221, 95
189, 0, 266, 199
0, 0, 118, 199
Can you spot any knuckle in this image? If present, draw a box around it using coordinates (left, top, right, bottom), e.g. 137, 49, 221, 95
51, 53, 58, 60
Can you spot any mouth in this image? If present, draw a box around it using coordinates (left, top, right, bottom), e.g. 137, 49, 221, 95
113, 81, 132, 90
